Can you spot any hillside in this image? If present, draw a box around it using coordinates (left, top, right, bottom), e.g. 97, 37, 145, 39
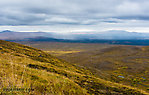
0, 40, 148, 94
55, 45, 149, 91
21, 42, 149, 93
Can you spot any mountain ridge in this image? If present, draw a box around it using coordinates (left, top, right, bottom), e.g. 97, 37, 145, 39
1, 30, 149, 40
1, 30, 149, 46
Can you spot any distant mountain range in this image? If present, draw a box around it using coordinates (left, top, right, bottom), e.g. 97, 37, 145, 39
1, 30, 149, 40
0, 30, 53, 40
1, 30, 149, 45
67, 30, 149, 40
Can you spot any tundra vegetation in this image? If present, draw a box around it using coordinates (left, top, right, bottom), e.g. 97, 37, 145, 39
22, 41, 149, 93
0, 40, 148, 94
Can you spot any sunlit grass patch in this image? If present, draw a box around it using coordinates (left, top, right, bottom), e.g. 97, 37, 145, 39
45, 50, 82, 56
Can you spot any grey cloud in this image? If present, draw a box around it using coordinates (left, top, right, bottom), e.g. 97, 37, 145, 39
115, 16, 149, 20
0, 0, 149, 25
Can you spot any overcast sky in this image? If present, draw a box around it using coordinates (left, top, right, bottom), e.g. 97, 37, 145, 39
0, 0, 149, 33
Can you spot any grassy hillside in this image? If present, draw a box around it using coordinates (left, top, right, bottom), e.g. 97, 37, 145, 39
22, 42, 149, 93
0, 40, 148, 94
56, 45, 149, 92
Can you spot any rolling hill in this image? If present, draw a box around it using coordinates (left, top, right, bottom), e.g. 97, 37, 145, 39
22, 42, 149, 93
0, 40, 148, 94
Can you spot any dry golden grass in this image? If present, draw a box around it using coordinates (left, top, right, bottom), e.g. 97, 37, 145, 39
0, 40, 148, 95
45, 50, 82, 56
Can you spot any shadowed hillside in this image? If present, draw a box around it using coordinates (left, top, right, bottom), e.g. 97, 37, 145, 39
0, 40, 148, 94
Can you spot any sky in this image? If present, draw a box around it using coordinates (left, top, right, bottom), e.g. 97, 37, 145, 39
0, 0, 149, 33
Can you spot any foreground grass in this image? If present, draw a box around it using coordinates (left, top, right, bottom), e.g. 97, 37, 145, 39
0, 40, 148, 95
0, 53, 88, 95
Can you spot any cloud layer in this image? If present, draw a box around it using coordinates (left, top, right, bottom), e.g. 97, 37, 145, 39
0, 0, 149, 32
